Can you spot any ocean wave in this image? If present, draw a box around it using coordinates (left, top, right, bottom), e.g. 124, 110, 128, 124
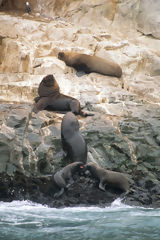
0, 199, 159, 213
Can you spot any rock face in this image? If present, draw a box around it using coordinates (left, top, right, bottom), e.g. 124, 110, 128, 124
0, 0, 160, 208
136, 0, 160, 39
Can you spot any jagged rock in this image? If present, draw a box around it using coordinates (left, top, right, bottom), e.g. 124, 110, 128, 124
0, 101, 159, 207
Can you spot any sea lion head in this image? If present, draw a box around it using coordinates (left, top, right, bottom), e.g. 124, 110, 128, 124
41, 74, 56, 87
85, 162, 99, 175
63, 112, 80, 132
38, 74, 60, 97
73, 161, 84, 172
58, 52, 65, 60
85, 162, 97, 170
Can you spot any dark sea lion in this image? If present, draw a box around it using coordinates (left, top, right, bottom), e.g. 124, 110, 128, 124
58, 51, 122, 78
53, 162, 84, 198
34, 74, 93, 117
61, 112, 87, 164
86, 162, 129, 192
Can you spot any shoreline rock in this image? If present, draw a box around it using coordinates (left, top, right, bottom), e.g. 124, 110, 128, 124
0, 102, 159, 208
0, 170, 159, 208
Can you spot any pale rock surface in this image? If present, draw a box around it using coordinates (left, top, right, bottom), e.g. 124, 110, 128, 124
136, 0, 160, 39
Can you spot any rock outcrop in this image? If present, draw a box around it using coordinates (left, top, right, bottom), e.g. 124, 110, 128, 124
0, 0, 160, 208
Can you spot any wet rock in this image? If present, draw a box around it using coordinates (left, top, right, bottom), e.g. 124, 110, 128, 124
0, 101, 159, 207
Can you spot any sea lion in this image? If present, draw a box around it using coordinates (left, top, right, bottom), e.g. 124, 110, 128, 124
86, 162, 129, 192
58, 51, 122, 78
53, 162, 84, 198
34, 74, 93, 117
61, 112, 87, 164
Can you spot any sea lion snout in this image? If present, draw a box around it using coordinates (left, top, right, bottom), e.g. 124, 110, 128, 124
58, 52, 65, 60
76, 162, 85, 171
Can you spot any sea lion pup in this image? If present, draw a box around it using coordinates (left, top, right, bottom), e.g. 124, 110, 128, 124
86, 162, 129, 192
34, 74, 93, 117
61, 112, 87, 164
53, 162, 84, 198
58, 52, 122, 78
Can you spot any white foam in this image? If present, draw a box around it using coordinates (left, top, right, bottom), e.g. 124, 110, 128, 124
110, 198, 133, 209
0, 200, 48, 211
0, 199, 158, 214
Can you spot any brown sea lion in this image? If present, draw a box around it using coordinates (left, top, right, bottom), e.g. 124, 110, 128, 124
86, 162, 129, 192
53, 162, 84, 198
58, 51, 122, 78
61, 112, 87, 164
34, 74, 94, 117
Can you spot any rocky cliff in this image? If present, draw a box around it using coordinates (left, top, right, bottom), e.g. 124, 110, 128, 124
0, 0, 160, 208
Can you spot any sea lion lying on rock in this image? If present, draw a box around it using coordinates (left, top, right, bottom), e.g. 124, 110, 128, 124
61, 112, 87, 164
86, 162, 129, 192
58, 51, 122, 78
34, 74, 93, 117
53, 162, 84, 198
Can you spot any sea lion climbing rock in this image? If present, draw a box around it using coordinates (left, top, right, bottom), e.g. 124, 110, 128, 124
34, 74, 94, 117
61, 112, 87, 164
86, 162, 129, 192
58, 51, 122, 78
53, 162, 84, 198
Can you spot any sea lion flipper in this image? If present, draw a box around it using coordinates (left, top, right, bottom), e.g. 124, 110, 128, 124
35, 97, 49, 111
69, 100, 80, 115
67, 176, 74, 186
99, 181, 106, 192
54, 171, 66, 187
54, 188, 64, 198
34, 96, 41, 103
66, 179, 74, 188
83, 112, 94, 117
120, 190, 130, 199
70, 100, 94, 117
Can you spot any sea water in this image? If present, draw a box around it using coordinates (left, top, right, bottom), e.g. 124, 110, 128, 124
0, 199, 159, 240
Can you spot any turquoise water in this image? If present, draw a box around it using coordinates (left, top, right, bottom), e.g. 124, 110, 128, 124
0, 199, 159, 240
